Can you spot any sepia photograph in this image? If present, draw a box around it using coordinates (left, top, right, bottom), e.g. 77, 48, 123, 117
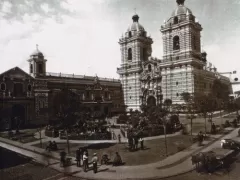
0, 0, 240, 179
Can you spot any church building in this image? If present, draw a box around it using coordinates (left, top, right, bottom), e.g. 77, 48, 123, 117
117, 0, 232, 111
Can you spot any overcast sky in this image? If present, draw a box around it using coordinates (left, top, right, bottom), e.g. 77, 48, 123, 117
1, 0, 240, 90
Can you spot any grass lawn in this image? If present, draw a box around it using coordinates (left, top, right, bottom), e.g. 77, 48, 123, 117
0, 129, 39, 143
34, 135, 194, 166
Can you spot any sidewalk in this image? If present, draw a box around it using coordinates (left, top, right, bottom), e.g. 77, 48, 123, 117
0, 127, 239, 179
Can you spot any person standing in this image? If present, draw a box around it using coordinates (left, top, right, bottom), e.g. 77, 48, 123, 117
91, 153, 98, 173
83, 151, 88, 172
79, 148, 83, 167
135, 137, 139, 150
139, 137, 144, 150
118, 134, 121, 144
76, 149, 80, 167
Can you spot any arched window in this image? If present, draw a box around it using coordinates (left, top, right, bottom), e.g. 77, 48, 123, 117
148, 64, 152, 72
128, 48, 132, 60
174, 16, 178, 24
0, 83, 6, 91
28, 84, 32, 91
86, 91, 90, 99
129, 31, 132, 37
173, 36, 180, 50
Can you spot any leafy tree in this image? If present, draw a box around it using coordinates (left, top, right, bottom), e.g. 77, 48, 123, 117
195, 93, 217, 134
164, 99, 172, 111
181, 92, 196, 141
212, 79, 231, 106
152, 104, 170, 156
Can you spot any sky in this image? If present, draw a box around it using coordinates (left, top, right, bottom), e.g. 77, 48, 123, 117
0, 0, 240, 90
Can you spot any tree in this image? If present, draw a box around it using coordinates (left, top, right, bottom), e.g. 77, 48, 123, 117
152, 104, 170, 156
195, 93, 217, 134
212, 79, 231, 107
164, 99, 172, 111
181, 92, 196, 141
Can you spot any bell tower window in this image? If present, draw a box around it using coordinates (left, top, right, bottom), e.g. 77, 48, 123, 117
38, 64, 43, 74
174, 16, 178, 24
129, 31, 132, 37
173, 36, 180, 50
128, 48, 132, 60
148, 64, 152, 72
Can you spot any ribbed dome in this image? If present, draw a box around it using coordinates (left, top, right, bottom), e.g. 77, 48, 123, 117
127, 14, 145, 32
171, 5, 192, 17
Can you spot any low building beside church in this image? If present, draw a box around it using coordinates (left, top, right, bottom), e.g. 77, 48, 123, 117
0, 48, 125, 129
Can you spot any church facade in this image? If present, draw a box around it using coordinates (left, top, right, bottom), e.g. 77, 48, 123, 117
0, 48, 125, 129
117, 0, 232, 111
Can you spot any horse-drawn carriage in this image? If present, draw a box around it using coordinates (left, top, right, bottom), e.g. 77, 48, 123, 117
191, 148, 235, 173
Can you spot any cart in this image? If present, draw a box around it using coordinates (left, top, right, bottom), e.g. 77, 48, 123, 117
192, 148, 234, 173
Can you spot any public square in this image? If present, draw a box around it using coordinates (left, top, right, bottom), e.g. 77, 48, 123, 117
1, 0, 240, 179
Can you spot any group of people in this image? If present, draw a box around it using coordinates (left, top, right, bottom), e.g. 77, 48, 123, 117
128, 137, 144, 151
75, 148, 123, 173
46, 141, 58, 151
75, 148, 99, 173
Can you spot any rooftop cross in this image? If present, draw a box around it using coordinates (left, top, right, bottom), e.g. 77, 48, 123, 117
36, 44, 39, 51
134, 8, 137, 14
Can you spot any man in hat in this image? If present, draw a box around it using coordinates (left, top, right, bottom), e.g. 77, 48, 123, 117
92, 153, 98, 173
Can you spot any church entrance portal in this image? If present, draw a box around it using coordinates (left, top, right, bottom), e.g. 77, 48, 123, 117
11, 104, 25, 129
147, 96, 156, 107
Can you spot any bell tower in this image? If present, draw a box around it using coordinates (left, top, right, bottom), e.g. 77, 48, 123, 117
28, 45, 47, 78
160, 0, 204, 103
117, 13, 153, 111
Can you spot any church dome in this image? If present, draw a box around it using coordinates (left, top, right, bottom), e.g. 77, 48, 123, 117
30, 45, 44, 57
127, 14, 145, 32
171, 0, 192, 17
171, 5, 192, 17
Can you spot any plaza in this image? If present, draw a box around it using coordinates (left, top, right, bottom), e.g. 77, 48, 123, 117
1, 0, 240, 180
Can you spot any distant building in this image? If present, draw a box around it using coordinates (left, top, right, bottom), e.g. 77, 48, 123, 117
117, 0, 232, 111
0, 47, 124, 129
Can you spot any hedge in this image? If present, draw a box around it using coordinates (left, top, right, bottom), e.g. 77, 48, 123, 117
60, 132, 111, 140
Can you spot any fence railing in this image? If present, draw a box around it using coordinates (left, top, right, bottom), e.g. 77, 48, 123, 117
46, 72, 120, 82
